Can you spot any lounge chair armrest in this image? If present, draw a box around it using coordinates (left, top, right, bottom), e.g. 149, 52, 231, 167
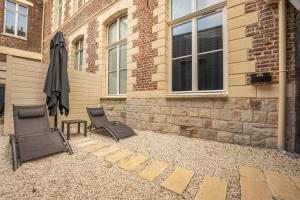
52, 127, 73, 155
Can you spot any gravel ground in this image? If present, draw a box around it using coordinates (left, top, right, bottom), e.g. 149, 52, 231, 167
0, 130, 300, 200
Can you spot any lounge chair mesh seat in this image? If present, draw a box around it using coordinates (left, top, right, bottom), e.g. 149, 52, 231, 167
87, 107, 136, 142
10, 105, 72, 171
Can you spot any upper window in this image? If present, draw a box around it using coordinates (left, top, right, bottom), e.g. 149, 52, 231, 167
77, 0, 86, 9
171, 0, 225, 93
58, 0, 63, 26
107, 16, 128, 95
4, 0, 28, 38
75, 38, 84, 71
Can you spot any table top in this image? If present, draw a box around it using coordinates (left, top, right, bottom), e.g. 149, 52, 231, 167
62, 119, 87, 124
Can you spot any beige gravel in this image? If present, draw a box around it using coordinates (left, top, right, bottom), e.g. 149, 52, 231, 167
0, 130, 300, 200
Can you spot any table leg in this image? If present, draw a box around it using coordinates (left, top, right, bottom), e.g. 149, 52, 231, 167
62, 122, 64, 133
84, 122, 87, 137
67, 124, 70, 140
78, 123, 80, 134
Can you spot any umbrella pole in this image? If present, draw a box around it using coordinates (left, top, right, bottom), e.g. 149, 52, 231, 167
54, 114, 58, 128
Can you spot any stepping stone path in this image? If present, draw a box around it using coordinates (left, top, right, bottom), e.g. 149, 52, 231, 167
138, 160, 168, 182
239, 166, 300, 200
105, 149, 134, 163
119, 154, 149, 171
72, 137, 300, 200
160, 167, 194, 195
195, 176, 227, 200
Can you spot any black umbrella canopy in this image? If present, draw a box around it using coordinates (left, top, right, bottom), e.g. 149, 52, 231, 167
44, 31, 70, 122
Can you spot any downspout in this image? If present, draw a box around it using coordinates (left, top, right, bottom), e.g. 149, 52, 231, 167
278, 0, 287, 150
41, 0, 46, 63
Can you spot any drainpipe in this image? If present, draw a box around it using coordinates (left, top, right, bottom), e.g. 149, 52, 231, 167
278, 0, 287, 150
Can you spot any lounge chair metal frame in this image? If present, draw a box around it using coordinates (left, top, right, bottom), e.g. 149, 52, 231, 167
87, 107, 136, 142
10, 105, 73, 171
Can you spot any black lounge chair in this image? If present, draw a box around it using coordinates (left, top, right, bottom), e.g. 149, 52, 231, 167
86, 107, 136, 142
10, 105, 73, 171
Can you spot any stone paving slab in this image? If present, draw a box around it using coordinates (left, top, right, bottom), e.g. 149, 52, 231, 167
240, 177, 272, 200
239, 166, 264, 181
84, 143, 110, 153
292, 177, 300, 189
105, 149, 134, 163
92, 146, 120, 157
195, 176, 227, 200
160, 167, 195, 195
119, 154, 149, 171
76, 140, 97, 148
138, 160, 169, 182
265, 170, 300, 200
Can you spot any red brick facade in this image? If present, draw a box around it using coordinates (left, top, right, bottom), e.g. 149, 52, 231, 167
0, 0, 43, 57
245, 0, 296, 83
132, 0, 159, 91
64, 0, 71, 21
86, 18, 99, 73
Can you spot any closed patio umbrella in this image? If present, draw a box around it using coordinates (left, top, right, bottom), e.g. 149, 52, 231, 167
44, 31, 70, 127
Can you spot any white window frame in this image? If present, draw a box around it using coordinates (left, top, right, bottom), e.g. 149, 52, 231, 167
75, 38, 84, 71
169, 0, 228, 96
3, 0, 28, 39
106, 15, 128, 96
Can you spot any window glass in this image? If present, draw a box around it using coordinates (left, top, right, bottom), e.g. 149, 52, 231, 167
172, 0, 191, 20
119, 70, 127, 94
172, 57, 192, 91
6, 0, 16, 10
17, 15, 27, 37
119, 16, 128, 40
19, 5, 28, 14
172, 22, 192, 58
119, 44, 127, 69
108, 72, 117, 94
198, 51, 223, 90
108, 21, 118, 44
197, 0, 224, 10
108, 48, 117, 71
197, 12, 223, 53
5, 11, 15, 34
78, 0, 84, 8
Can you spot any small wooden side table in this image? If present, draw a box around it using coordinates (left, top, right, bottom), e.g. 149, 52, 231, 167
62, 119, 87, 140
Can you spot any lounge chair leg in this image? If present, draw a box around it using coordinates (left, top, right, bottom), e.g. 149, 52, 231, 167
10, 135, 19, 171
54, 128, 73, 155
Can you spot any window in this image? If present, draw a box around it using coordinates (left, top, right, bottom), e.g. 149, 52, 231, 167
77, 0, 86, 9
107, 16, 128, 95
58, 0, 63, 26
171, 0, 226, 93
4, 0, 28, 38
75, 38, 84, 71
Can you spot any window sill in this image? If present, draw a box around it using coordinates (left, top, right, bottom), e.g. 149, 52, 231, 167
1, 33, 27, 41
166, 92, 228, 99
100, 96, 127, 100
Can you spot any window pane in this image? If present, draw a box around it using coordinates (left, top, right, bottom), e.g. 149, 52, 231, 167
198, 51, 223, 90
172, 22, 192, 58
119, 16, 128, 40
6, 0, 16, 10
19, 5, 28, 15
79, 51, 83, 71
120, 44, 127, 69
197, 0, 224, 10
17, 15, 27, 37
119, 70, 127, 94
5, 11, 15, 34
108, 21, 117, 44
172, 0, 191, 20
108, 48, 117, 71
172, 57, 192, 91
78, 0, 83, 8
198, 12, 223, 53
108, 72, 117, 94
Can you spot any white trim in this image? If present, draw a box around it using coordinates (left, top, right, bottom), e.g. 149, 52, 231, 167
169, 1, 227, 95
3, 0, 28, 39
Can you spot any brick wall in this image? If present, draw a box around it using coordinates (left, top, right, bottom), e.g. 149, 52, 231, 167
131, 0, 158, 91
86, 18, 99, 73
64, 0, 71, 21
0, 0, 43, 53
